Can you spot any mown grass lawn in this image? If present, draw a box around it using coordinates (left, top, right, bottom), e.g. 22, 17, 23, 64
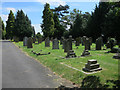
14, 41, 119, 88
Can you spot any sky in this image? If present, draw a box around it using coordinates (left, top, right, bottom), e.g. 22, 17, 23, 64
0, 0, 99, 34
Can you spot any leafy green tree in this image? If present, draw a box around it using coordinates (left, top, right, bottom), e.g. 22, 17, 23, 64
41, 3, 55, 38
14, 10, 33, 40
6, 10, 15, 40
51, 5, 69, 18
102, 2, 120, 42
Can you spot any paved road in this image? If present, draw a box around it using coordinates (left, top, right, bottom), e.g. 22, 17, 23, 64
2, 40, 73, 88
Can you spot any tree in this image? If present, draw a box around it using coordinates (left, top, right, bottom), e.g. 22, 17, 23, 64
35, 32, 42, 39
53, 13, 65, 39
14, 10, 33, 40
86, 2, 110, 42
70, 14, 83, 38
32, 26, 35, 37
41, 3, 55, 38
102, 2, 120, 42
0, 17, 6, 39
51, 5, 69, 18
6, 10, 15, 40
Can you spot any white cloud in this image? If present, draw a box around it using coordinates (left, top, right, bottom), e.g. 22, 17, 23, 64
32, 24, 43, 35
0, 14, 8, 26
36, 0, 66, 6
6, 8, 16, 13
0, 14, 8, 22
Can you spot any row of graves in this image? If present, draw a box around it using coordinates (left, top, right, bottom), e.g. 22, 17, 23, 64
22, 35, 120, 72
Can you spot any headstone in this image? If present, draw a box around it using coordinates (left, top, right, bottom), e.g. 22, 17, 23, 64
68, 35, 72, 50
13, 36, 19, 42
32, 37, 36, 43
113, 52, 120, 59
96, 37, 103, 50
89, 37, 92, 45
118, 42, 120, 48
27, 37, 33, 48
75, 37, 80, 46
38, 37, 42, 43
81, 50, 90, 56
60, 37, 64, 45
64, 39, 69, 52
83, 59, 102, 72
51, 37, 53, 41
45, 37, 50, 47
52, 38, 59, 49
62, 38, 65, 49
84, 38, 91, 50
82, 36, 87, 46
66, 50, 77, 58
23, 37, 28, 46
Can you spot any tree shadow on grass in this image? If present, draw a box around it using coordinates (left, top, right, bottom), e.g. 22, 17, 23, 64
56, 75, 120, 89
80, 76, 109, 88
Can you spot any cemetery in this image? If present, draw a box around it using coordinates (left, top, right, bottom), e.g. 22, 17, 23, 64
1, 1, 120, 89
14, 36, 119, 88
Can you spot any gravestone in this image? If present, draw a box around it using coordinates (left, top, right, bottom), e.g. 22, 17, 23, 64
68, 35, 72, 50
82, 36, 87, 46
45, 37, 50, 47
23, 37, 28, 46
52, 38, 59, 49
66, 50, 77, 58
27, 37, 33, 48
60, 37, 64, 45
113, 50, 120, 59
38, 37, 42, 43
84, 38, 91, 50
89, 37, 92, 45
118, 42, 120, 48
75, 37, 80, 46
13, 36, 19, 42
32, 37, 36, 43
51, 37, 53, 41
96, 37, 103, 50
62, 39, 65, 49
81, 50, 90, 56
83, 59, 102, 72
64, 39, 69, 52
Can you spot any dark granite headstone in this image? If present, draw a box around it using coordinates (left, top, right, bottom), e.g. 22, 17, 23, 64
96, 37, 103, 50
84, 38, 91, 50
45, 37, 50, 47
52, 38, 59, 49
27, 37, 33, 48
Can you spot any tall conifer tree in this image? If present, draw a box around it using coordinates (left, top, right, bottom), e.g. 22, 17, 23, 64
6, 10, 15, 39
41, 3, 55, 38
